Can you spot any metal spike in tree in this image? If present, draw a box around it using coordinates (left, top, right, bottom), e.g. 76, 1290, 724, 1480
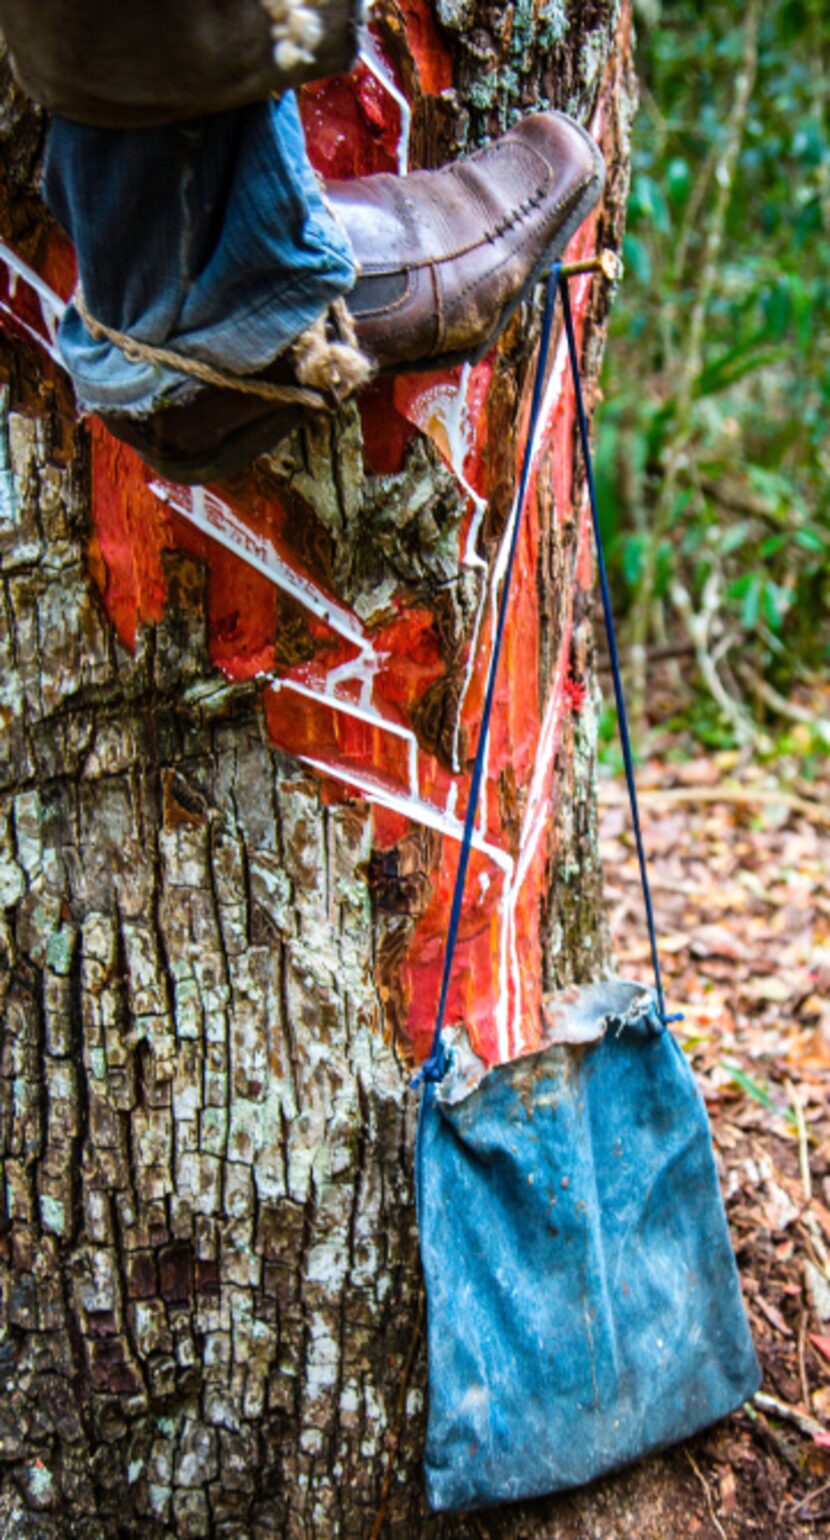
0, 3, 646, 1535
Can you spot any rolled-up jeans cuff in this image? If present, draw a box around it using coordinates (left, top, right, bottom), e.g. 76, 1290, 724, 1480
58, 264, 356, 419
42, 92, 357, 418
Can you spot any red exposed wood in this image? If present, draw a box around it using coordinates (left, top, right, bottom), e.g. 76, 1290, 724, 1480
300, 62, 401, 178
397, 0, 453, 94
0, 39, 613, 1073
88, 426, 170, 650
358, 379, 417, 474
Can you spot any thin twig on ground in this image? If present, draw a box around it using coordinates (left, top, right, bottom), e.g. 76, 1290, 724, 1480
798, 1311, 810, 1411
599, 782, 830, 830
754, 1392, 824, 1439
788, 1079, 813, 1204
684, 1449, 727, 1540
743, 1401, 803, 1478
791, 1476, 830, 1516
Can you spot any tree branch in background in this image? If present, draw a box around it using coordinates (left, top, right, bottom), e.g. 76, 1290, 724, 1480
628, 0, 761, 725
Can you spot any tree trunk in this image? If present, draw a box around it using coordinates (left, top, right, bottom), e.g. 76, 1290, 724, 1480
0, 4, 643, 1536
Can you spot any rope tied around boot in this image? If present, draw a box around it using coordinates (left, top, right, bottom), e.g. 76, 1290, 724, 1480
259, 0, 324, 73
72, 287, 373, 411
292, 296, 374, 398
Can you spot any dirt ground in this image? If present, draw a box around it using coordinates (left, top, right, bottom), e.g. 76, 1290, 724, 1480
420, 740, 830, 1540
593, 745, 830, 1537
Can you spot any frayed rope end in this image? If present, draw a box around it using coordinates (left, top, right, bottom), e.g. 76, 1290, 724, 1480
292, 298, 375, 402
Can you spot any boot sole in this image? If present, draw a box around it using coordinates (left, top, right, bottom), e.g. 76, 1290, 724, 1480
99, 402, 308, 486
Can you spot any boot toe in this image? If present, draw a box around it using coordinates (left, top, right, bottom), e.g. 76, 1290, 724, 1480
330, 110, 605, 374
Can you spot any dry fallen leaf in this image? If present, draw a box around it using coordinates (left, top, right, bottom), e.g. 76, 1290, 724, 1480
741, 976, 797, 1006
805, 1261, 830, 1323
601, 746, 830, 1511
809, 1334, 830, 1365
762, 1180, 801, 1234
756, 1295, 794, 1337
691, 924, 751, 962
718, 1466, 737, 1513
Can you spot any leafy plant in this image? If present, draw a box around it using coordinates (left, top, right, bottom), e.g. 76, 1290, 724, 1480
601, 0, 830, 745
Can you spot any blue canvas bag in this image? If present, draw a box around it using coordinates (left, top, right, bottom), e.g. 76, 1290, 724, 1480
415, 268, 760, 1514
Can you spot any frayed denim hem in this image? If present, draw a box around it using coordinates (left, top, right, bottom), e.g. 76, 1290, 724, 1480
44, 92, 357, 419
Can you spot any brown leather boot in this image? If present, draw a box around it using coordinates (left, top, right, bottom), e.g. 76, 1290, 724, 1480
100, 112, 604, 484
332, 111, 604, 374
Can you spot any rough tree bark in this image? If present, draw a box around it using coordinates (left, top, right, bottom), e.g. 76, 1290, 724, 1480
0, 4, 674, 1537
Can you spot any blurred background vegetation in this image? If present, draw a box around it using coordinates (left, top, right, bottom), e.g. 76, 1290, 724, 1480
599, 0, 830, 759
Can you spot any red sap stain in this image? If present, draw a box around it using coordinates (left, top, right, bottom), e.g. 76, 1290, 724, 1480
563, 676, 587, 713
40, 231, 77, 303
402, 845, 508, 1066
0, 46, 614, 1075
300, 61, 401, 179
373, 609, 444, 714
398, 0, 454, 94
576, 505, 594, 590
0, 271, 54, 359
370, 804, 412, 849
265, 681, 416, 794
174, 520, 277, 680
461, 360, 493, 497
88, 424, 169, 650
393, 359, 493, 498
359, 378, 417, 475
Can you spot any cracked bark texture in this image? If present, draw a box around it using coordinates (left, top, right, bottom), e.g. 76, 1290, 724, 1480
0, 5, 655, 1537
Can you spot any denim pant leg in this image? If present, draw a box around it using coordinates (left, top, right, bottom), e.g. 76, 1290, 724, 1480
42, 92, 357, 417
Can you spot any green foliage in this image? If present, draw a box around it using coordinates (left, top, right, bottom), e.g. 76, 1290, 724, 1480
723, 1062, 776, 1111
602, 0, 830, 739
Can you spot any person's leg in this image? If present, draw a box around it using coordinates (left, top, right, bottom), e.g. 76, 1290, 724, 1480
42, 92, 357, 418
43, 87, 604, 484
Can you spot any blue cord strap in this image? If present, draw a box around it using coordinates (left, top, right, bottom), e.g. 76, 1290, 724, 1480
415, 264, 678, 1088
558, 274, 681, 1031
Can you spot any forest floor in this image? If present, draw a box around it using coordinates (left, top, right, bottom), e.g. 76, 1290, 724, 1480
595, 741, 830, 1538
435, 740, 830, 1540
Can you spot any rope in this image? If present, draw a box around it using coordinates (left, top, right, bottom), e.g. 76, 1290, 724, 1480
558, 272, 680, 1029
415, 272, 559, 1086
292, 296, 375, 398
416, 261, 678, 1087
72, 287, 373, 411
260, 0, 324, 73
